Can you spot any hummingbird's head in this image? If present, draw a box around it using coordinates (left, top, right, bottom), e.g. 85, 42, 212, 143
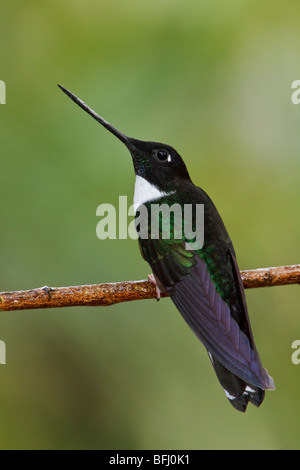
125, 138, 191, 191
58, 85, 191, 192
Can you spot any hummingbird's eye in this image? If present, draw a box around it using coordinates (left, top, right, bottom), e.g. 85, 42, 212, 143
156, 149, 171, 162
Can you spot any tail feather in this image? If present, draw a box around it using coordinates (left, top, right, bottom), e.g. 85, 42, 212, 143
208, 352, 270, 412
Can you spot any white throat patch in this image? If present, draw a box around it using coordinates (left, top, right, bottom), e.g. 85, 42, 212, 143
133, 175, 175, 213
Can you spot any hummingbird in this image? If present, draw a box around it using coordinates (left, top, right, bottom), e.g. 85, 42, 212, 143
58, 84, 275, 412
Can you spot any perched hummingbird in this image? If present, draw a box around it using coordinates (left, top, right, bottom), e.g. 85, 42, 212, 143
58, 84, 275, 412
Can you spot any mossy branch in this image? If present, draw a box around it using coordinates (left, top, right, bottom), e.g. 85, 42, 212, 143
0, 264, 299, 311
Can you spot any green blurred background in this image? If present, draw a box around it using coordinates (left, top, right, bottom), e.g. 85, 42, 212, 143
0, 0, 299, 450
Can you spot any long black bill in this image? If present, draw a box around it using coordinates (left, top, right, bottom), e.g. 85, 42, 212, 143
58, 84, 131, 147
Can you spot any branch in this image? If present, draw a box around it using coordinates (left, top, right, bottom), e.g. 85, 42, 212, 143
0, 264, 299, 312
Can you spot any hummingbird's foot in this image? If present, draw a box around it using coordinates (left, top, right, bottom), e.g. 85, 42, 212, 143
148, 274, 161, 301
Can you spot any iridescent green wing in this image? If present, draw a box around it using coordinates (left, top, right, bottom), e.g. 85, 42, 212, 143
136, 198, 273, 396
